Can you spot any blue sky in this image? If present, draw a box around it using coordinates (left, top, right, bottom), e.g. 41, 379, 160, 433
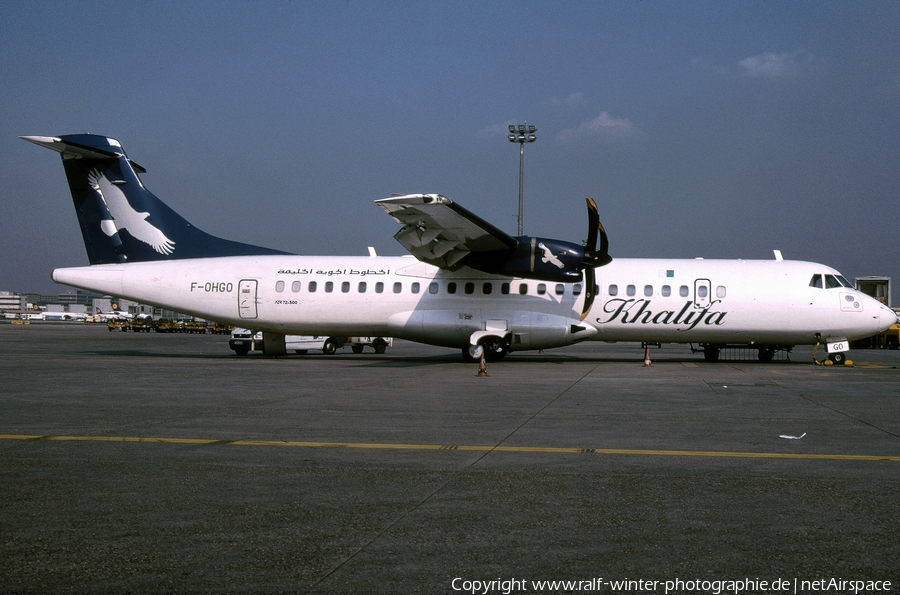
2, 1, 898, 302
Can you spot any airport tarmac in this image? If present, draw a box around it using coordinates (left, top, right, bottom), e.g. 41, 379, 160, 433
1, 324, 898, 594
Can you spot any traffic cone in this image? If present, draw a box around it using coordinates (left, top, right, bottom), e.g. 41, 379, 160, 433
643, 346, 652, 367
476, 352, 488, 377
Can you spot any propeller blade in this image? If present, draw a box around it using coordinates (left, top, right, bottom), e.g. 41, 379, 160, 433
583, 197, 612, 268
585, 198, 599, 251
580, 266, 596, 321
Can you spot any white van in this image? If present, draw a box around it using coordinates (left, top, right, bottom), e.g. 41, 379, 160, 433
229, 329, 390, 355
286, 335, 340, 355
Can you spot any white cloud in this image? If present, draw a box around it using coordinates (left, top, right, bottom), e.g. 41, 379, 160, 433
556, 111, 636, 143
739, 49, 815, 78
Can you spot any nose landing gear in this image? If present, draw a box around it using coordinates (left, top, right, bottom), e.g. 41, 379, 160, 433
812, 336, 852, 366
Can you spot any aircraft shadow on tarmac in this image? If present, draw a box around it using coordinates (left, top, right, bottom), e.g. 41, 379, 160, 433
84, 347, 813, 367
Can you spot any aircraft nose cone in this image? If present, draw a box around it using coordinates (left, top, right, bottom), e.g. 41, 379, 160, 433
874, 303, 897, 332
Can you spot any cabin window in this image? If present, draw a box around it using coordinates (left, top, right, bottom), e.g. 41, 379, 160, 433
809, 274, 823, 289
308, 281, 317, 292
661, 285, 671, 297
411, 282, 420, 294
626, 285, 636, 297
325, 281, 334, 293
537, 283, 547, 295
716, 285, 726, 298
501, 283, 510, 295
644, 285, 653, 297
393, 282, 402, 294
341, 281, 350, 293
697, 285, 708, 298
464, 282, 475, 295
375, 282, 384, 293
680, 285, 689, 297
358, 282, 366, 293
275, 281, 285, 293
447, 282, 457, 294
483, 283, 493, 295
519, 283, 528, 295
555, 284, 565, 295
291, 281, 301, 293
429, 282, 439, 294
608, 284, 618, 296
573, 284, 582, 296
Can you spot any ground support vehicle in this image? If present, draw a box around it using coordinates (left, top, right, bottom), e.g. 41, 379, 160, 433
129, 319, 155, 332
347, 337, 392, 354
107, 320, 128, 332
228, 329, 391, 356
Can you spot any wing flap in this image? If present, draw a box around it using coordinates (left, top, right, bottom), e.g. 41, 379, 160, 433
375, 194, 517, 269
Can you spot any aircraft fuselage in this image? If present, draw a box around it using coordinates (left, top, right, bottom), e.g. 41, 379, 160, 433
52, 254, 892, 351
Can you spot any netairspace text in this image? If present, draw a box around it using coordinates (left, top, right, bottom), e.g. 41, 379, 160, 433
449, 577, 893, 594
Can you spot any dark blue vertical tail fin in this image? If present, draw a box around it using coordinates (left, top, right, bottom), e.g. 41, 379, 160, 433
21, 134, 291, 264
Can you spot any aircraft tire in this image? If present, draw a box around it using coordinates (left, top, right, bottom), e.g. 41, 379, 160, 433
486, 349, 508, 363
462, 344, 485, 362
703, 345, 720, 362
463, 336, 509, 363
829, 352, 847, 365
351, 345, 364, 354
485, 338, 509, 362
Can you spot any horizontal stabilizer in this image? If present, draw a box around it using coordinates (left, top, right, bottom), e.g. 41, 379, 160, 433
21, 135, 146, 172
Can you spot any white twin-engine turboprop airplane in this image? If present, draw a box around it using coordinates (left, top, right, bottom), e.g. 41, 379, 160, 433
22, 134, 895, 363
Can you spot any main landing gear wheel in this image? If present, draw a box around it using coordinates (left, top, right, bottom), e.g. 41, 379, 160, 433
462, 336, 510, 362
703, 345, 720, 362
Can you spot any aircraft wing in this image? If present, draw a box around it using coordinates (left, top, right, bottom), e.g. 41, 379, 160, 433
375, 194, 518, 269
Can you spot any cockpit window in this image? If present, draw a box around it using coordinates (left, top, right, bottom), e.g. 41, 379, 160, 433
824, 274, 853, 289
812, 273, 855, 289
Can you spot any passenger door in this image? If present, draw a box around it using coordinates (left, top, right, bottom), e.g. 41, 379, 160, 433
238, 279, 258, 319
694, 279, 711, 309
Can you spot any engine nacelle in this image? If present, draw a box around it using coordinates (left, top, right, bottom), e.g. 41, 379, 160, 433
461, 236, 586, 283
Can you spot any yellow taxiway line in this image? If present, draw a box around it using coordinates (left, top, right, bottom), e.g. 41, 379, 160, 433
1, 433, 898, 461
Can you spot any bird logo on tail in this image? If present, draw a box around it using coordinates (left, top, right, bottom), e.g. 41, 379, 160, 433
87, 169, 176, 255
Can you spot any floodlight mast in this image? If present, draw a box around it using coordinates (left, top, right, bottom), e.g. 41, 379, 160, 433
507, 123, 536, 236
